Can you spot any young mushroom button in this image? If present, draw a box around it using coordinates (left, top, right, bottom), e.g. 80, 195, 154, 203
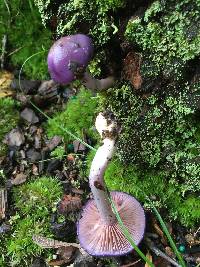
77, 113, 145, 256
47, 34, 115, 91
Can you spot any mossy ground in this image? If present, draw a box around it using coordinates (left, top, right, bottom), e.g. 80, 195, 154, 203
46, 87, 99, 144
0, 0, 52, 79
0, 98, 19, 159
0, 176, 62, 266
0, 0, 200, 265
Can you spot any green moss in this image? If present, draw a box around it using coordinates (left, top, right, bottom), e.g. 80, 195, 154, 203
46, 87, 99, 143
0, 97, 19, 158
13, 176, 62, 216
171, 196, 200, 227
1, 176, 62, 266
104, 159, 199, 227
0, 0, 51, 79
96, 0, 125, 12
34, 0, 125, 47
97, 81, 200, 227
125, 0, 200, 79
6, 216, 47, 266
88, 51, 106, 77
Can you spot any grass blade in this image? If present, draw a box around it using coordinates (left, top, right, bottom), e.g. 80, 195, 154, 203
146, 197, 186, 267
107, 192, 155, 267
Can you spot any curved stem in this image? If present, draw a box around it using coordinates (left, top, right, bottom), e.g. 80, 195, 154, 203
82, 69, 115, 92
89, 138, 116, 225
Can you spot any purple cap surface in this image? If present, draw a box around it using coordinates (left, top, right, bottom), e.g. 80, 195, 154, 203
77, 191, 145, 257
47, 34, 93, 84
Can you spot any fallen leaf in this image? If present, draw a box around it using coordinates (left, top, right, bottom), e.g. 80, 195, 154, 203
26, 148, 41, 163
165, 246, 175, 258
11, 173, 27, 185
48, 259, 66, 266
71, 188, 84, 195
153, 218, 168, 246
4, 128, 25, 147
58, 194, 82, 215
10, 79, 40, 94
0, 71, 14, 98
57, 246, 76, 263
73, 140, 86, 153
20, 108, 39, 124
45, 136, 62, 151
145, 251, 153, 267
67, 154, 75, 162
38, 80, 58, 96
34, 128, 43, 150
32, 164, 39, 176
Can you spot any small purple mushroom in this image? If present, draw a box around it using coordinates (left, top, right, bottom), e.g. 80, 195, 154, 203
47, 34, 115, 91
77, 113, 145, 256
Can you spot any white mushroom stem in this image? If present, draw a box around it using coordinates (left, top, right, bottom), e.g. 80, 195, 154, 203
89, 113, 117, 225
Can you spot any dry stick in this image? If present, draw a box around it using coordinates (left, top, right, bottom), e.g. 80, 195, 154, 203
194, 226, 200, 237
121, 259, 141, 267
32, 235, 88, 256
7, 46, 24, 57
145, 237, 181, 267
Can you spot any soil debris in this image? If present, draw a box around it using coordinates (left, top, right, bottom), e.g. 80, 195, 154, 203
11, 172, 27, 185
20, 108, 39, 124
58, 194, 82, 215
3, 127, 25, 147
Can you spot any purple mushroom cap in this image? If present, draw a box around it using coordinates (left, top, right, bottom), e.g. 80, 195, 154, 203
47, 34, 94, 84
77, 191, 145, 257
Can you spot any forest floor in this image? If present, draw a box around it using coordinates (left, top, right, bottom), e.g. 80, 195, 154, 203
0, 71, 200, 267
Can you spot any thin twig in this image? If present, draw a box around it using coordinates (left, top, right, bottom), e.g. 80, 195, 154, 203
7, 46, 24, 57
32, 235, 88, 256
3, 0, 11, 16
194, 226, 200, 237
121, 259, 141, 267
145, 237, 181, 267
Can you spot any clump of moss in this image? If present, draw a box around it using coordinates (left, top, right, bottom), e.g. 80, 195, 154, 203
125, 0, 200, 79
0, 97, 19, 158
97, 81, 200, 227
46, 87, 99, 143
103, 83, 200, 193
104, 159, 200, 227
0, 0, 51, 79
1, 176, 62, 266
34, 0, 125, 47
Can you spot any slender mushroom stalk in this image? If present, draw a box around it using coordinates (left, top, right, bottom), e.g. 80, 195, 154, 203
77, 112, 145, 257
47, 34, 115, 91
82, 70, 115, 92
89, 112, 117, 225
